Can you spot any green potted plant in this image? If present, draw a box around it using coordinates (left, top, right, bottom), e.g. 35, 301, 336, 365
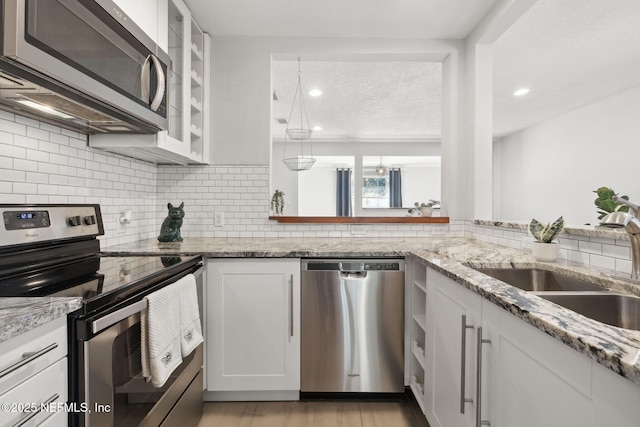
593, 187, 629, 220
271, 189, 285, 215
407, 200, 440, 217
528, 216, 564, 262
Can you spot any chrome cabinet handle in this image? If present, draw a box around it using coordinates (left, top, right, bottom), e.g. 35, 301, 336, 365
476, 326, 492, 427
149, 54, 165, 111
460, 314, 475, 413
0, 343, 58, 379
289, 274, 294, 338
12, 393, 59, 427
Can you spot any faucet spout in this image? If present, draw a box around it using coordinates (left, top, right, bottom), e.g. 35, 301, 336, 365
612, 195, 640, 218
600, 209, 640, 280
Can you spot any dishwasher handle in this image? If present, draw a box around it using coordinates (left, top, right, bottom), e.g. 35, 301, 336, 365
339, 271, 368, 279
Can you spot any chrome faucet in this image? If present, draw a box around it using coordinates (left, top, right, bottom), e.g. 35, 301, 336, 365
600, 196, 640, 280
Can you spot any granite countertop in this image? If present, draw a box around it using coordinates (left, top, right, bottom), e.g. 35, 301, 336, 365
0, 297, 82, 343
103, 237, 640, 386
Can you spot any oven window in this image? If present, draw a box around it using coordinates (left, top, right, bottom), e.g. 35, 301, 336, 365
111, 322, 195, 425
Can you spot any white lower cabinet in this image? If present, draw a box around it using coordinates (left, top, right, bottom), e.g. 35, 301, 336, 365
481, 301, 592, 427
205, 259, 300, 400
425, 269, 481, 427
420, 266, 640, 427
0, 316, 68, 427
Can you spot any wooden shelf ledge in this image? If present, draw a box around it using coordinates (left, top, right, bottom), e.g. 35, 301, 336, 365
268, 216, 450, 224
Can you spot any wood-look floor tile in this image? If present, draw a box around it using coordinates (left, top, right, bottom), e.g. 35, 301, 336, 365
306, 401, 362, 427
250, 401, 309, 427
359, 401, 419, 427
198, 401, 257, 427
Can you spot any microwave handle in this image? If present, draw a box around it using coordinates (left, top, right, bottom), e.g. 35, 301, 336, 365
149, 54, 165, 111
140, 54, 165, 112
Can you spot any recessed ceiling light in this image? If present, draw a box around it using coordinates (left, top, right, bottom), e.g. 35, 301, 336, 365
313, 126, 322, 131
308, 89, 322, 97
513, 88, 530, 97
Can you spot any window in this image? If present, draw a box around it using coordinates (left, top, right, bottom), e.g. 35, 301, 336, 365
362, 176, 390, 208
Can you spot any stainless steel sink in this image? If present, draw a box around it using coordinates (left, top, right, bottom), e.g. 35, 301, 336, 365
537, 293, 640, 331
474, 268, 607, 292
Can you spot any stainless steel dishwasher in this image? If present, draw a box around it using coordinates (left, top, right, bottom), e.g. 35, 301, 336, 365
301, 259, 405, 393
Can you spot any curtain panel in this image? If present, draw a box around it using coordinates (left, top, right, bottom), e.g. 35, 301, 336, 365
336, 168, 352, 216
389, 168, 402, 208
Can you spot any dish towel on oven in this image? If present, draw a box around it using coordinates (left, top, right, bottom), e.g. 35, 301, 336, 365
176, 274, 204, 357
141, 283, 182, 388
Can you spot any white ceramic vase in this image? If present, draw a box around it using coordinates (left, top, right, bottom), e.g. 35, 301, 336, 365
531, 241, 558, 262
420, 207, 433, 217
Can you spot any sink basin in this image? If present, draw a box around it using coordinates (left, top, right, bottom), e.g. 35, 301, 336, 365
475, 268, 607, 292
537, 293, 640, 331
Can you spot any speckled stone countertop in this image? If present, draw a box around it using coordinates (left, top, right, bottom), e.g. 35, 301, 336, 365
103, 237, 640, 386
0, 297, 82, 343
473, 219, 630, 239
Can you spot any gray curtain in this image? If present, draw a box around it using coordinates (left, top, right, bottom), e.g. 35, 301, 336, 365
336, 168, 352, 217
389, 168, 402, 208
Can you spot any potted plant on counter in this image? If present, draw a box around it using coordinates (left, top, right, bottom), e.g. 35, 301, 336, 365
407, 200, 440, 217
528, 216, 565, 262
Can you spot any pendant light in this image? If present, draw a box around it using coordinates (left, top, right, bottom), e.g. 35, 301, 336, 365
282, 57, 316, 171
375, 156, 387, 176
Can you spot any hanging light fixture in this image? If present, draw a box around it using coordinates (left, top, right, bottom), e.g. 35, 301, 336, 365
282, 57, 316, 171
375, 156, 387, 176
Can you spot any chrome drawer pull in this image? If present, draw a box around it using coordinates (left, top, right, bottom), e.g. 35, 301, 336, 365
12, 393, 59, 427
476, 326, 492, 427
290, 274, 294, 338
0, 343, 58, 379
460, 314, 475, 413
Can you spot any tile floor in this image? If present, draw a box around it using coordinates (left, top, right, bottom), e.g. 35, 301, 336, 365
197, 395, 430, 427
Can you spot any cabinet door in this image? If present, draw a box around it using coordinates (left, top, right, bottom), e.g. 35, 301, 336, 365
426, 269, 481, 427
207, 259, 300, 392
113, 0, 159, 45
490, 305, 592, 427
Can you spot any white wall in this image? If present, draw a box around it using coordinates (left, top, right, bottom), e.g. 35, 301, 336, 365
493, 85, 640, 226
403, 165, 441, 207
298, 165, 337, 216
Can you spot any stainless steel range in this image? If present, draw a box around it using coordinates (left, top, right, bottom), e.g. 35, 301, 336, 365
0, 204, 204, 427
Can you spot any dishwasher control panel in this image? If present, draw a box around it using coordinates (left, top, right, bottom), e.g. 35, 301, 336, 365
302, 259, 404, 272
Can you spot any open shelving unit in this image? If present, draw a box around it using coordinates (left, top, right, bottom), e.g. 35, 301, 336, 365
409, 256, 428, 413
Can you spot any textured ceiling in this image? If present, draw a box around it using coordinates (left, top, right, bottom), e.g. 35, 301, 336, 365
188, 0, 640, 140
271, 60, 442, 140
185, 0, 499, 39
492, 0, 640, 137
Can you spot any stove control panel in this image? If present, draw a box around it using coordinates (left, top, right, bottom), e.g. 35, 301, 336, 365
1, 204, 104, 247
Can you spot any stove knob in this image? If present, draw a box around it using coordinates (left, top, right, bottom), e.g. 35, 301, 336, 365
83, 216, 94, 225
68, 216, 79, 226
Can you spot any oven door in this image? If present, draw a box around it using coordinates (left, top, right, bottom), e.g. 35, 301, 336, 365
78, 265, 205, 427
2, 0, 169, 130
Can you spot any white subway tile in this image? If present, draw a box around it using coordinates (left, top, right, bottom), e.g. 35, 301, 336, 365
589, 254, 616, 270
578, 241, 602, 254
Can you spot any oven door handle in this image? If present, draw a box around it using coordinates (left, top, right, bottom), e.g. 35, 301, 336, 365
193, 263, 205, 279
92, 299, 147, 334
91, 266, 203, 334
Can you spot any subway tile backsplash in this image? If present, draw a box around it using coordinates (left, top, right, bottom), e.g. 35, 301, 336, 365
0, 110, 158, 247
0, 112, 633, 276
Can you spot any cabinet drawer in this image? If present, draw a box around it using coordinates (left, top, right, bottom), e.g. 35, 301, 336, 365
0, 317, 67, 394
0, 357, 68, 427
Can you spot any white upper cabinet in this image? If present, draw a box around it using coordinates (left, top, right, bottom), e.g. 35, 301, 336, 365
112, 0, 162, 49
90, 0, 210, 165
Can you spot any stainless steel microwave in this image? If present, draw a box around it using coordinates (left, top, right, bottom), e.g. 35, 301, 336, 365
0, 0, 170, 134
